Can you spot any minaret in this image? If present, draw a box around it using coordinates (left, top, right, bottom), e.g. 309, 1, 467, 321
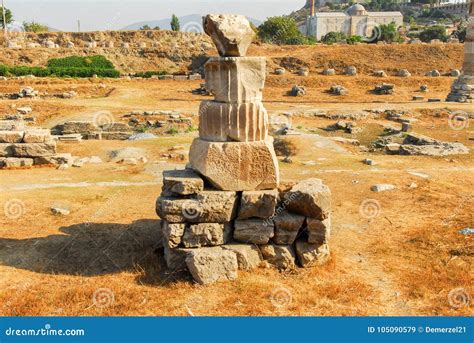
447, 0, 474, 102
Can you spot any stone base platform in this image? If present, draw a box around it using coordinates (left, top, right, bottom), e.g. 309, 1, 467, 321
156, 169, 332, 285
446, 75, 474, 103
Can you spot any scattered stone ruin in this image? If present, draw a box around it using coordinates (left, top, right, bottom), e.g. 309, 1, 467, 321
155, 14, 332, 285
0, 125, 70, 168
447, 1, 474, 103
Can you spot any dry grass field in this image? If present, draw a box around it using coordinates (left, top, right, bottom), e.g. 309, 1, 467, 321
0, 50, 472, 316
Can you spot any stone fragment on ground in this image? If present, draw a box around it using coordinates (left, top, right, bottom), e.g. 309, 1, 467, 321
370, 184, 396, 192
185, 246, 238, 285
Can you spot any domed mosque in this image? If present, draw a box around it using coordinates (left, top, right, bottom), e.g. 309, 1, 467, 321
299, 1, 403, 41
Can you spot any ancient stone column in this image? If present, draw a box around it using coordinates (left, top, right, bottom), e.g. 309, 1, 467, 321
447, 0, 474, 102
189, 14, 279, 191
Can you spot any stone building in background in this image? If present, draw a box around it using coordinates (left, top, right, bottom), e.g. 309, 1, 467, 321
299, 3, 403, 40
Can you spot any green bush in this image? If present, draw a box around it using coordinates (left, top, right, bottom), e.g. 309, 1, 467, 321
0, 64, 120, 78
419, 25, 448, 42
47, 55, 115, 69
0, 65, 9, 76
321, 31, 347, 44
346, 35, 363, 44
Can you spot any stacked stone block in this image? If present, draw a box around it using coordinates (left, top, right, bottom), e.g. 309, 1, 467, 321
155, 14, 332, 285
447, 1, 474, 103
0, 128, 70, 168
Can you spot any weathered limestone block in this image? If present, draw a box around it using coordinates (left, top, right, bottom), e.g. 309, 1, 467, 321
23, 129, 51, 143
162, 169, 204, 196
189, 137, 279, 191
306, 217, 331, 244
182, 222, 232, 248
199, 101, 268, 142
237, 189, 278, 219
162, 221, 186, 248
1, 157, 34, 168
0, 144, 13, 157
222, 243, 262, 270
164, 245, 193, 271
11, 142, 57, 157
205, 57, 265, 103
260, 243, 296, 270
185, 247, 238, 285
272, 211, 305, 245
0, 131, 24, 143
62, 121, 99, 134
295, 239, 330, 268
203, 14, 255, 57
34, 153, 73, 166
283, 178, 331, 219
156, 191, 238, 223
233, 219, 274, 244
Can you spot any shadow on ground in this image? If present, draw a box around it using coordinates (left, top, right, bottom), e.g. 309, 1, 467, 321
0, 219, 184, 284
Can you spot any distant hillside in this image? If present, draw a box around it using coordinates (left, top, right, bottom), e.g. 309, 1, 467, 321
122, 14, 262, 32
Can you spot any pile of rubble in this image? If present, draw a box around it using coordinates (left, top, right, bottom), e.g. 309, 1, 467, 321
0, 87, 77, 100
59, 121, 133, 140
329, 85, 348, 96
155, 14, 332, 285
374, 83, 394, 95
290, 85, 307, 96
373, 132, 469, 156
124, 110, 193, 132
0, 128, 71, 168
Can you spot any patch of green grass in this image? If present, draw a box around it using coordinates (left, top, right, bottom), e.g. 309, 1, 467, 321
166, 127, 179, 135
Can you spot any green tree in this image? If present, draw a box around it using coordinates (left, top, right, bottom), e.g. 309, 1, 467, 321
140, 24, 151, 30
170, 14, 180, 32
23, 21, 48, 32
0, 6, 13, 29
375, 22, 400, 43
321, 31, 347, 44
419, 25, 448, 42
153, 26, 160, 30
257, 16, 305, 45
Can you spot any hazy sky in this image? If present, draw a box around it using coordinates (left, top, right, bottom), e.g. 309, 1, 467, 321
6, 0, 306, 31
